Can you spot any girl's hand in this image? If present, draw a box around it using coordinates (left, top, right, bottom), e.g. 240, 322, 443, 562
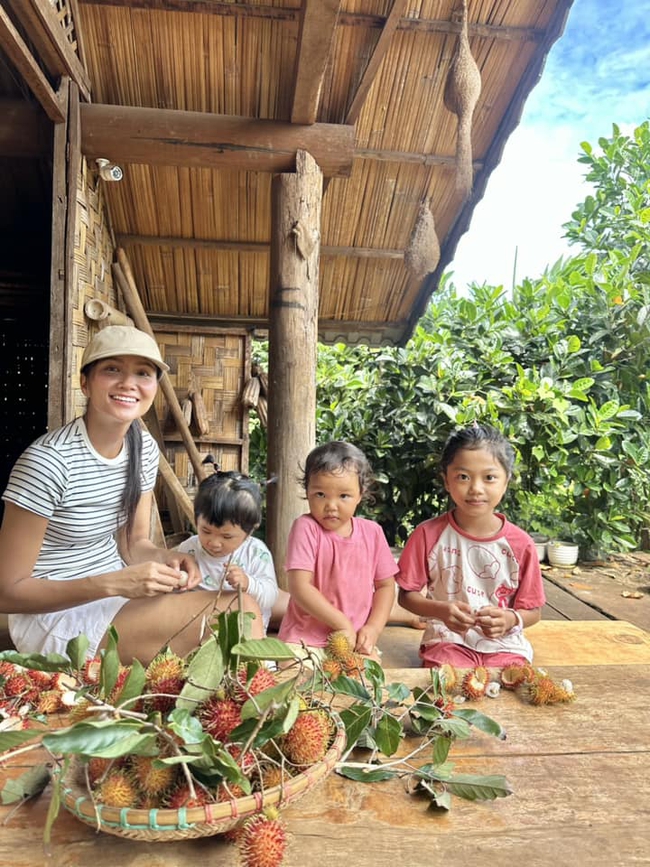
355, 624, 380, 656
223, 564, 250, 592
475, 605, 511, 639
441, 601, 477, 635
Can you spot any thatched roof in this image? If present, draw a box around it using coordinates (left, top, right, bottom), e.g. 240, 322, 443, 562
1, 0, 573, 345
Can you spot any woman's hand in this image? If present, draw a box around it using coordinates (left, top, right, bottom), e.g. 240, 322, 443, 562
223, 564, 250, 593
440, 601, 477, 635
475, 605, 512, 639
160, 550, 202, 590
102, 562, 194, 598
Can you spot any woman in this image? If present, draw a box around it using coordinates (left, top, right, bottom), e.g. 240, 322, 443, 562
0, 325, 263, 664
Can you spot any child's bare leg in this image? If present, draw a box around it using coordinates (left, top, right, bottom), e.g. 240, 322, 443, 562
269, 588, 290, 632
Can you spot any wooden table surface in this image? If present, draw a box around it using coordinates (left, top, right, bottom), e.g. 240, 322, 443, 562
1, 629, 649, 866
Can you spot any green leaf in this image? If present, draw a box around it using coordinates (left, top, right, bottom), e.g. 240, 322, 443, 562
329, 676, 371, 701
336, 765, 397, 783
598, 400, 620, 420
428, 788, 452, 811
0, 729, 43, 753
99, 627, 120, 699
177, 637, 224, 710
65, 635, 90, 671
0, 764, 50, 804
385, 681, 411, 703
431, 734, 453, 765
114, 658, 146, 708
339, 705, 373, 749
42, 720, 157, 758
0, 650, 70, 672
452, 708, 507, 740
240, 677, 297, 720
443, 773, 513, 801
373, 712, 402, 757
231, 637, 299, 660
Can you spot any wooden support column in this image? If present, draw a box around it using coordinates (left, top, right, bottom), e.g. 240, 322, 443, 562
266, 150, 321, 589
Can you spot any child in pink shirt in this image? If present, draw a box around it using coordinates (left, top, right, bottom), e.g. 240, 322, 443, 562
278, 442, 397, 659
397, 423, 545, 669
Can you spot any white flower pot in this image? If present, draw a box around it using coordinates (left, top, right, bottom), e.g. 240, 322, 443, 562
547, 540, 579, 567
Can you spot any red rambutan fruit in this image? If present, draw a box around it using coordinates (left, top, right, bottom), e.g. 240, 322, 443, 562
280, 711, 330, 766
86, 756, 113, 786
166, 782, 212, 809
145, 675, 185, 714
461, 666, 489, 700
238, 813, 288, 867
129, 755, 178, 796
0, 660, 16, 680
26, 669, 53, 690
200, 696, 243, 742
145, 651, 185, 686
94, 769, 140, 808
4, 672, 34, 698
230, 666, 278, 703
36, 689, 63, 715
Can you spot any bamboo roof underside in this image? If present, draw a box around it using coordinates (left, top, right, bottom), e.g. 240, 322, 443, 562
2, 0, 575, 345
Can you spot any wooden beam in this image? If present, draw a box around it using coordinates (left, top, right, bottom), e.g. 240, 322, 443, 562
78, 2, 543, 42
115, 233, 403, 258
345, 0, 408, 125
48, 77, 70, 430
0, 7, 65, 123
63, 80, 82, 424
291, 0, 341, 125
7, 0, 91, 101
356, 147, 482, 169
80, 104, 355, 177
0, 100, 50, 157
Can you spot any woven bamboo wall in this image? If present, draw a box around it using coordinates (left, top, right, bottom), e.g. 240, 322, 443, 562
152, 327, 251, 498
71, 157, 117, 420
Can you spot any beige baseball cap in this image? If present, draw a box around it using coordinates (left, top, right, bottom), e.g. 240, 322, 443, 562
81, 325, 169, 374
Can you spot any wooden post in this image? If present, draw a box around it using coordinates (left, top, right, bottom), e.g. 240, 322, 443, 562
266, 150, 321, 589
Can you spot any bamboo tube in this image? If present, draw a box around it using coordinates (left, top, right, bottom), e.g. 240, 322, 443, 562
188, 371, 210, 436
83, 298, 133, 327
113, 250, 206, 483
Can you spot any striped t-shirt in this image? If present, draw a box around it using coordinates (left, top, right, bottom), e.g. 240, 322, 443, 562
2, 416, 159, 582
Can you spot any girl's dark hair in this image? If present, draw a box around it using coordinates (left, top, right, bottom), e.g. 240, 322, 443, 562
81, 361, 144, 547
194, 471, 262, 533
440, 424, 515, 477
300, 441, 374, 500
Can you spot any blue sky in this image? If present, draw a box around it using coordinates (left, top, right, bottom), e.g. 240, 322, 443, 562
447, 0, 650, 291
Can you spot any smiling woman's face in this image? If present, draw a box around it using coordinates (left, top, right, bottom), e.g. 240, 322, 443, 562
81, 355, 159, 424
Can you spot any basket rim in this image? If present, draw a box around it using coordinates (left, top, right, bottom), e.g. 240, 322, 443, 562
58, 706, 346, 836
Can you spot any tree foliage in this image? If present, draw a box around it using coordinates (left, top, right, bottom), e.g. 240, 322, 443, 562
252, 122, 650, 556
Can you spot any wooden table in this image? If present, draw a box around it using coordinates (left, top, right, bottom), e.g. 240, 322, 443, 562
2, 637, 649, 866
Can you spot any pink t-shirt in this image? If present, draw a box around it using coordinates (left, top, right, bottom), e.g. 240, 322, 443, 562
397, 511, 546, 661
278, 514, 398, 648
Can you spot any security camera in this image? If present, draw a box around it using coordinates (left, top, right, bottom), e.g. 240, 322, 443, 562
95, 158, 123, 182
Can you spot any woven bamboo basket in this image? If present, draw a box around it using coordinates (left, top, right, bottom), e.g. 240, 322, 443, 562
58, 709, 346, 842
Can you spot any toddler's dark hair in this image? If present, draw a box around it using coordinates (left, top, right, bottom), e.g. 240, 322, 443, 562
300, 441, 374, 500
440, 424, 515, 478
193, 471, 262, 533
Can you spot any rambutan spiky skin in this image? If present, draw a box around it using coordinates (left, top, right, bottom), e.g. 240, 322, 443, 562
437, 663, 458, 693
129, 755, 178, 796
145, 675, 185, 714
526, 675, 576, 706
3, 673, 34, 697
166, 782, 212, 809
81, 657, 102, 686
239, 814, 288, 867
26, 669, 53, 690
36, 689, 63, 714
199, 696, 243, 742
461, 666, 489, 700
230, 666, 278, 703
0, 660, 16, 679
321, 658, 343, 680
86, 756, 113, 786
280, 711, 330, 766
325, 630, 354, 663
145, 652, 185, 686
500, 664, 533, 690
107, 666, 131, 704
257, 764, 287, 791
94, 769, 140, 808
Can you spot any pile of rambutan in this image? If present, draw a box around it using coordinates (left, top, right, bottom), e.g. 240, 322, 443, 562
434, 662, 576, 706
0, 620, 345, 867
320, 631, 367, 680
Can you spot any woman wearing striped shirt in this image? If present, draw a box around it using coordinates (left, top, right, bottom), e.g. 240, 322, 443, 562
0, 326, 263, 664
